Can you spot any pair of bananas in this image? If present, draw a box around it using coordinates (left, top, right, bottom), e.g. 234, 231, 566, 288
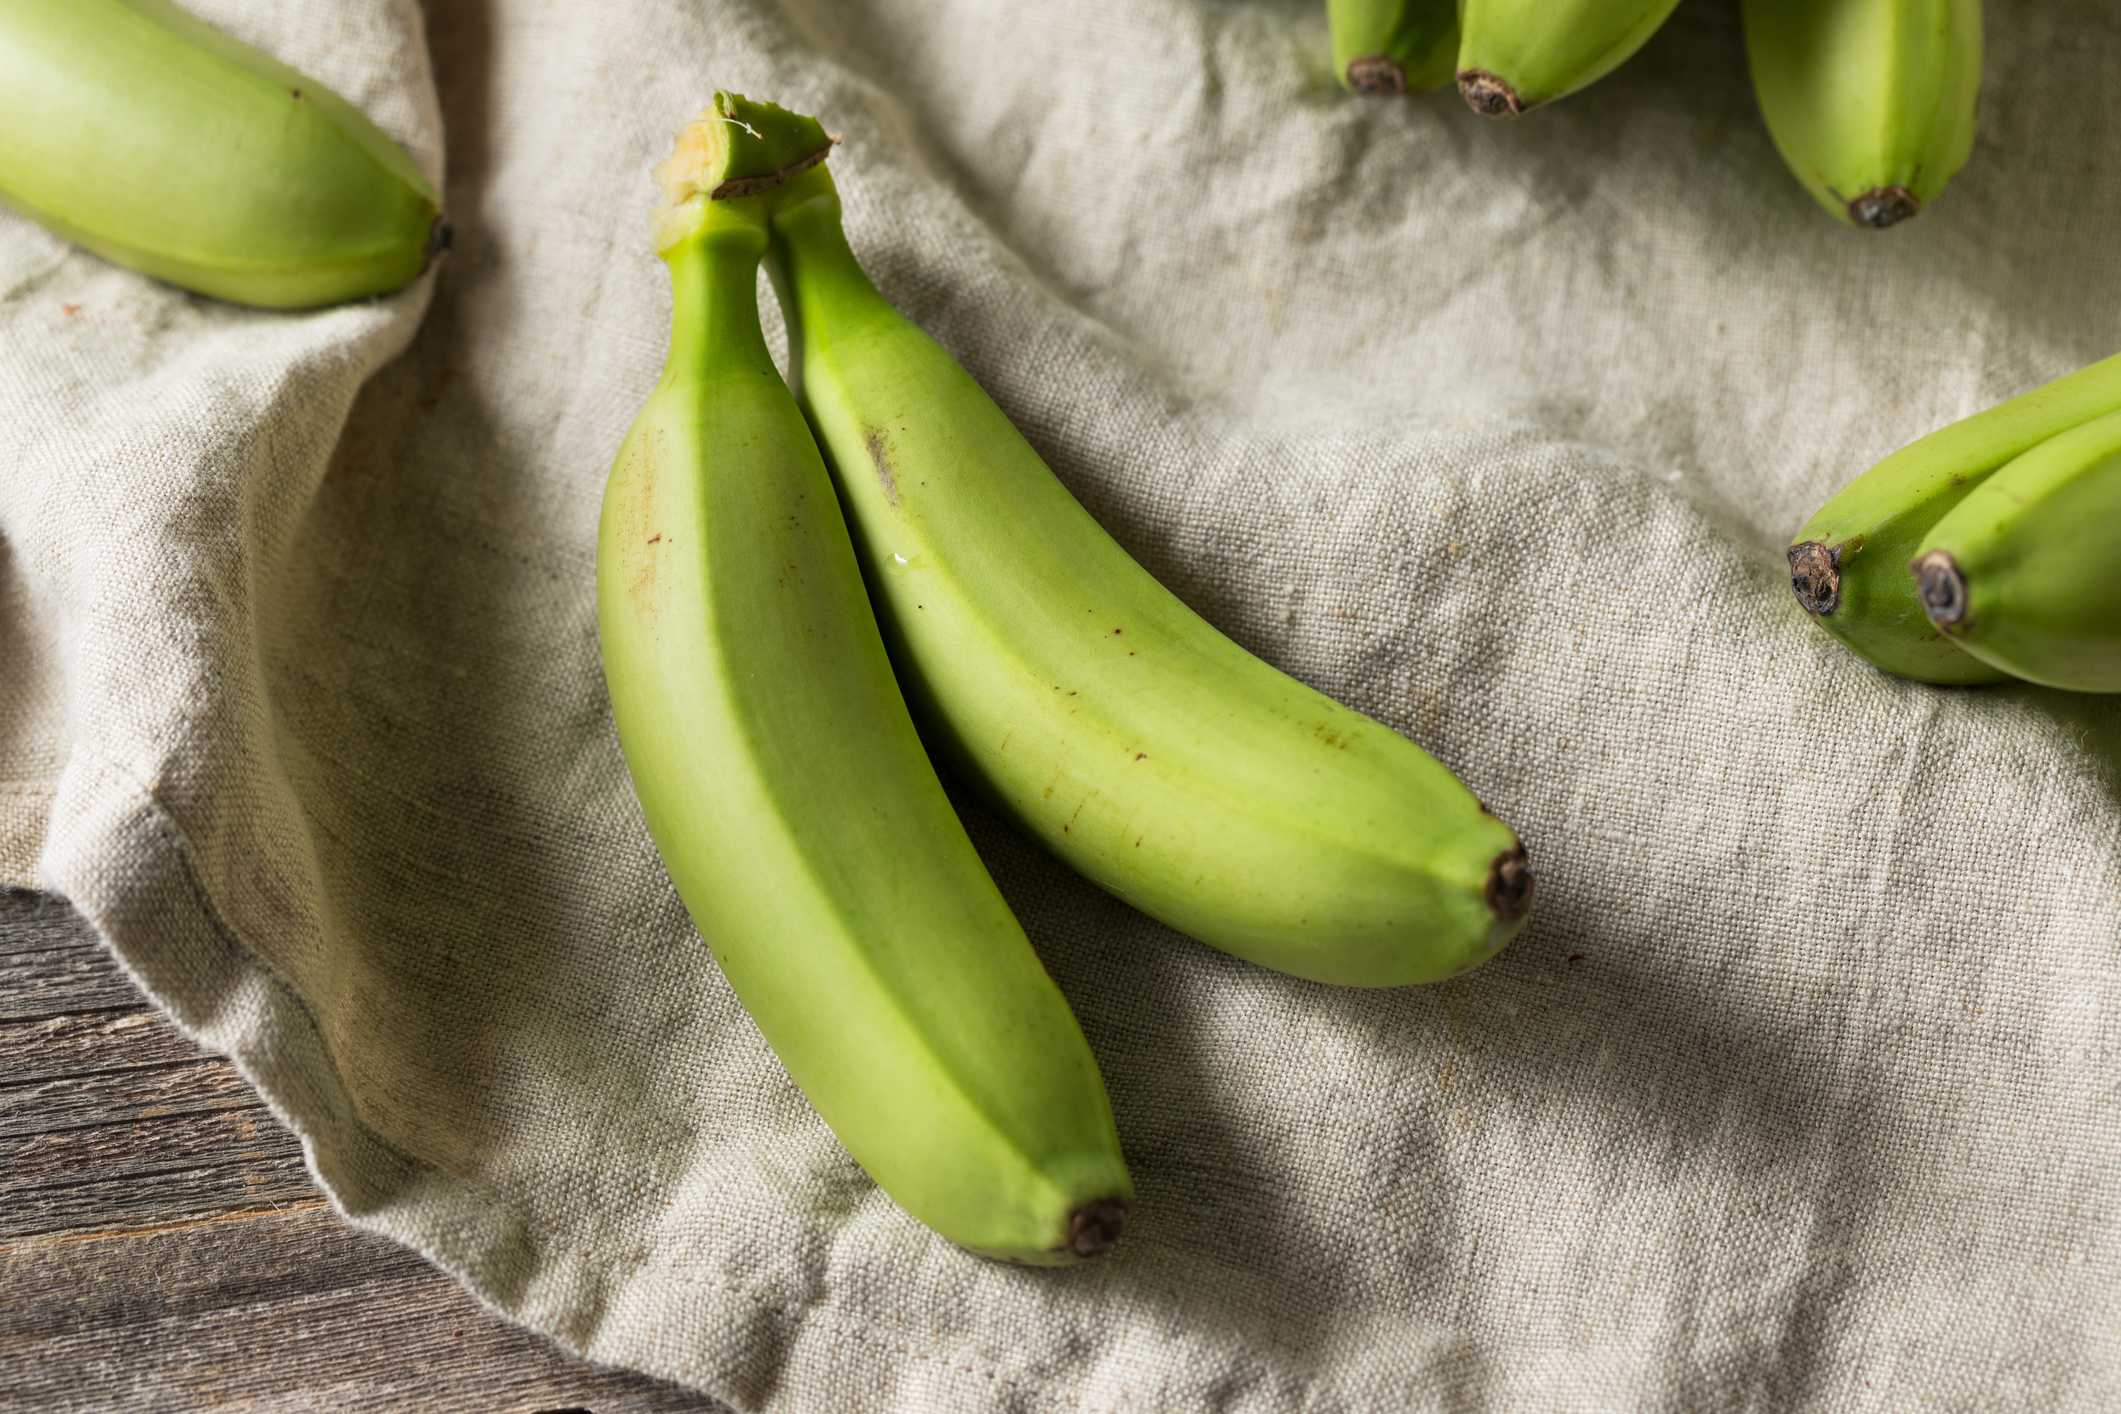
599, 94, 1535, 1263
0, 0, 443, 308
1788, 351, 2121, 693
1328, 0, 1682, 108
1329, 0, 1982, 229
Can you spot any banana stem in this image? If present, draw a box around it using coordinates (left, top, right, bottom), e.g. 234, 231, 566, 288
659, 202, 778, 391
761, 168, 890, 367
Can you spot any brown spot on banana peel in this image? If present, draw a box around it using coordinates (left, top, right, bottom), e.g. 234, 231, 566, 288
1911, 549, 1969, 629
864, 428, 900, 506
1486, 842, 1533, 925
708, 137, 841, 201
1847, 186, 1921, 229
621, 428, 667, 618
1788, 541, 1841, 616
1058, 1198, 1133, 1260
1347, 54, 1409, 96
1457, 70, 1523, 118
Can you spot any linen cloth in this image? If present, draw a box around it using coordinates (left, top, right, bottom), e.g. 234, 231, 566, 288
5, 0, 2120, 1406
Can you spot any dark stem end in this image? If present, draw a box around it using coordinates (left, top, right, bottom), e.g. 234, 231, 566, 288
426, 215, 454, 264
710, 136, 840, 201
1347, 54, 1409, 97
1486, 842, 1533, 925
1061, 1199, 1134, 1260
1911, 549, 1969, 628
1457, 70, 1523, 118
1788, 541, 1841, 616
1848, 186, 1920, 229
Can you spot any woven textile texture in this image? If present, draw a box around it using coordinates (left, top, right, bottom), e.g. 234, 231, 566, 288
3, 0, 2119, 1408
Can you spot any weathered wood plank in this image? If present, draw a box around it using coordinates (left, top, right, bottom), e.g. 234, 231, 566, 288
2, 1205, 719, 1412
0, 1007, 204, 1083
0, 941, 147, 1022
0, 888, 730, 1412
0, 889, 100, 953
3, 1111, 316, 1239
3, 1054, 268, 1138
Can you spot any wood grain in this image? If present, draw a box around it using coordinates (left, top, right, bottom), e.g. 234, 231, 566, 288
0, 888, 726, 1413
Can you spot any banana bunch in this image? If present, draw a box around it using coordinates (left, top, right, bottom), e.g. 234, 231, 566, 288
0, 0, 444, 308
1325, 0, 1986, 228
1743, 0, 1982, 228
1788, 351, 2121, 691
602, 94, 1534, 1255
599, 97, 1132, 1264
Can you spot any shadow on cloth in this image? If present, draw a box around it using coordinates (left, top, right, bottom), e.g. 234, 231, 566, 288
2031, 688, 2121, 809
965, 789, 1897, 1407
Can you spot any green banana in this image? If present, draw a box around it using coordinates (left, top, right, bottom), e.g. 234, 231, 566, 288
598, 96, 1132, 1264
1909, 409, 2121, 692
1330, 0, 1460, 95
1743, 0, 1981, 228
1787, 350, 2121, 683
1454, 0, 1684, 117
0, 0, 445, 308
761, 144, 1531, 989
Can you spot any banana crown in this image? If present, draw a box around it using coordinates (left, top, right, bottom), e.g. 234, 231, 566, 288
650, 92, 835, 253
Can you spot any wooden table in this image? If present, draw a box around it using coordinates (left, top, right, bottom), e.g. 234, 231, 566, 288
1, 888, 728, 1412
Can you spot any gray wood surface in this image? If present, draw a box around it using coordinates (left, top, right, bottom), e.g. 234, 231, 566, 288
0, 888, 729, 1413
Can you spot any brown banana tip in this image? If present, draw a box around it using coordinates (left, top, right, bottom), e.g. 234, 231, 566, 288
1788, 541, 1840, 616
1848, 186, 1920, 229
1061, 1198, 1134, 1260
1457, 70, 1523, 118
1347, 54, 1409, 97
426, 216, 454, 262
1911, 549, 1968, 627
1485, 842, 1533, 925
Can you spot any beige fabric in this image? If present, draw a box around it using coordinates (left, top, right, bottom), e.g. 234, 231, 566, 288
5, 0, 2120, 1407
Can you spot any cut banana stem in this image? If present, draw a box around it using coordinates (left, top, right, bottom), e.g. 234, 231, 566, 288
1787, 349, 2121, 683
0, 0, 445, 308
1454, 0, 1684, 117
598, 96, 1132, 1263
1742, 0, 1982, 228
762, 156, 1530, 989
1330, 0, 1461, 95
1909, 408, 2121, 692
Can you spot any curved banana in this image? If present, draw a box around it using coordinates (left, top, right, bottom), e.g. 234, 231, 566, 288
1454, 0, 1683, 117
1787, 350, 2121, 683
761, 155, 1530, 989
1743, 0, 1981, 228
599, 96, 1132, 1264
1910, 408, 2121, 692
0, 0, 444, 308
1330, 0, 1460, 96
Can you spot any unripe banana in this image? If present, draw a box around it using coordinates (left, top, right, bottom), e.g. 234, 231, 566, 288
1787, 349, 2121, 683
1743, 0, 1981, 228
0, 0, 445, 308
1454, 0, 1684, 117
760, 144, 1531, 989
1330, 0, 1460, 96
598, 95, 1132, 1264
1909, 409, 2121, 692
